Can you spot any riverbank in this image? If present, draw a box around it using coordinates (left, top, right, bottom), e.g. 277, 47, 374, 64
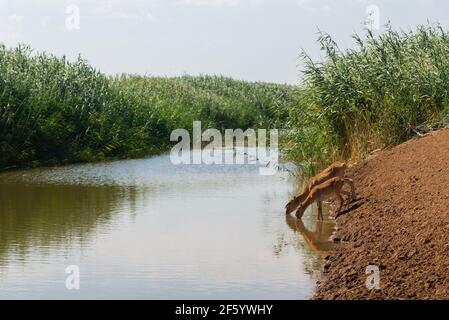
313, 128, 449, 300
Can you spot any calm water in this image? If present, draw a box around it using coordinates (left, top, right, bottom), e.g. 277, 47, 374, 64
0, 152, 335, 299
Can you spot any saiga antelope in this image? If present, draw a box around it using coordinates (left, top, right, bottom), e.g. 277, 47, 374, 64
295, 176, 355, 220
285, 162, 352, 215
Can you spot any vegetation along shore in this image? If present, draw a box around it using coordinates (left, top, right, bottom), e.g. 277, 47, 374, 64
290, 23, 449, 299
2, 23, 449, 299
0, 44, 296, 170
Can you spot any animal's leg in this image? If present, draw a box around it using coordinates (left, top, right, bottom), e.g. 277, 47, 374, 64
341, 190, 352, 206
344, 178, 356, 201
317, 201, 323, 221
335, 193, 344, 214
316, 220, 323, 234
295, 207, 305, 220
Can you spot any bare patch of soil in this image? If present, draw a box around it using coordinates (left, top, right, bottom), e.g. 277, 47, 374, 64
314, 128, 449, 300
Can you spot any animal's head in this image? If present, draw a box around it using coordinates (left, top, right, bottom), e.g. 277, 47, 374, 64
285, 195, 306, 215
295, 203, 307, 219
285, 199, 295, 215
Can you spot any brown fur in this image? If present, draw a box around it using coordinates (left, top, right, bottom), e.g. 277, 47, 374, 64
285, 162, 349, 215
295, 177, 355, 220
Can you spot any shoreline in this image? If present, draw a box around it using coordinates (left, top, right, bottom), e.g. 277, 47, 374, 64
313, 128, 449, 299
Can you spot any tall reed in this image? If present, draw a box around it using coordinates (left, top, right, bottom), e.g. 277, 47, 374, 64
0, 45, 297, 169
286, 24, 449, 175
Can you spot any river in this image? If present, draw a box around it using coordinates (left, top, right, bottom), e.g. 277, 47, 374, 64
0, 152, 335, 299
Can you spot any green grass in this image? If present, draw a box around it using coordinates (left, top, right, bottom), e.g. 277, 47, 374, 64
0, 44, 297, 169
285, 23, 449, 175
5, 24, 446, 173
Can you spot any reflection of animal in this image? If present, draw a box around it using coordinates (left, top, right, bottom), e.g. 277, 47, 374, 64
285, 215, 334, 257
285, 162, 350, 215
295, 177, 355, 220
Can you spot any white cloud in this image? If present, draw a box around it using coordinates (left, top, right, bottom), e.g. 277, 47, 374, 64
296, 0, 311, 6
93, 0, 157, 22
106, 11, 154, 21
7, 14, 25, 24
40, 17, 49, 28
0, 30, 22, 44
173, 0, 241, 7
296, 0, 337, 14
171, 0, 269, 7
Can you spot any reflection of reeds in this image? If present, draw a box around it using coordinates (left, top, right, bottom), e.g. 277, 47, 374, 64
286, 24, 449, 175
0, 182, 138, 267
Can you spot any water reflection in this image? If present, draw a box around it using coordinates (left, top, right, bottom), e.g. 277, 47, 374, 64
285, 214, 335, 258
273, 206, 336, 280
0, 154, 333, 299
0, 182, 138, 266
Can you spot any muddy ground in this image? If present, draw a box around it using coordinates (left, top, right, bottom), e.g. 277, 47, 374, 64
313, 128, 449, 300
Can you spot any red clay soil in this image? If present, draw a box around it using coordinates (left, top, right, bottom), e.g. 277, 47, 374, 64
313, 128, 449, 300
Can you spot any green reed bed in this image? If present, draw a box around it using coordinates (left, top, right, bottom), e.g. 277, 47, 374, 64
285, 24, 449, 175
0, 44, 296, 169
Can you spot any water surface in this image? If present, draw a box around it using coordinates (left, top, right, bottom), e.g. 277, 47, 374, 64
0, 153, 334, 299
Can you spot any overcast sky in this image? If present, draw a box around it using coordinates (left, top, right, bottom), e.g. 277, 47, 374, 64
1, 0, 449, 84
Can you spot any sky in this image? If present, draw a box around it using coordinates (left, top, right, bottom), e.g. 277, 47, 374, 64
1, 0, 449, 84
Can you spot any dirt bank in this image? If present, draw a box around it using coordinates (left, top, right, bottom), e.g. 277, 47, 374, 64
313, 128, 449, 300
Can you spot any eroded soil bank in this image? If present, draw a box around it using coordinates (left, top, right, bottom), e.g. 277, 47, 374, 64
314, 128, 449, 300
